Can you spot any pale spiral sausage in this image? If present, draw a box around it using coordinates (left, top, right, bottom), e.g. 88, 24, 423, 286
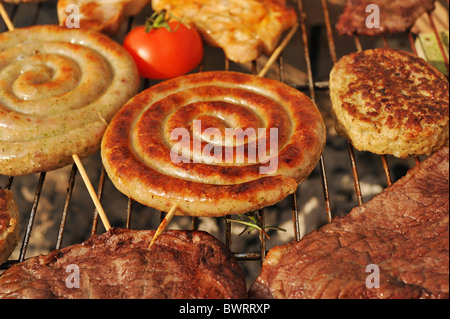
101, 71, 326, 217
0, 25, 140, 176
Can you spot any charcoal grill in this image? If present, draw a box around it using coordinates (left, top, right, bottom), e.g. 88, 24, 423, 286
0, 0, 448, 288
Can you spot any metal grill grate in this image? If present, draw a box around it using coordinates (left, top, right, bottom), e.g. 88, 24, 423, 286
1, 0, 448, 286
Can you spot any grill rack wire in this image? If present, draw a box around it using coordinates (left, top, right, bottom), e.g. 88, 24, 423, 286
0, 0, 449, 283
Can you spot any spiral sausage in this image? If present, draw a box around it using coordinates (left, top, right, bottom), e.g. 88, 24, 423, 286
0, 25, 140, 176
101, 71, 326, 217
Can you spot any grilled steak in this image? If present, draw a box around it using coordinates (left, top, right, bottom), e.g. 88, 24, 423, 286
336, 0, 436, 36
0, 228, 247, 299
249, 146, 449, 299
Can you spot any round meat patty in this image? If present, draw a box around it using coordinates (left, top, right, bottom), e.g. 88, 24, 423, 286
0, 25, 140, 176
0, 188, 19, 267
329, 48, 449, 158
0, 228, 247, 299
101, 71, 326, 217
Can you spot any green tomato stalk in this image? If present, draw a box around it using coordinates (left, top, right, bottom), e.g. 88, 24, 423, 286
145, 9, 190, 33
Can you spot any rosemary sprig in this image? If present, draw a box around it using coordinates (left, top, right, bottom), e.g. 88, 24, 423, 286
225, 212, 286, 239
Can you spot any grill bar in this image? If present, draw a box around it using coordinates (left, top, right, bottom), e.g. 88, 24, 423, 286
18, 172, 46, 263
55, 164, 77, 250
320, 0, 365, 206
296, 0, 333, 225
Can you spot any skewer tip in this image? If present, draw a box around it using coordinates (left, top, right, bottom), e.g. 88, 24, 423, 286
148, 203, 178, 249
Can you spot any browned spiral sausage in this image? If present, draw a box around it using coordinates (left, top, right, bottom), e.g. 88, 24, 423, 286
101, 71, 326, 217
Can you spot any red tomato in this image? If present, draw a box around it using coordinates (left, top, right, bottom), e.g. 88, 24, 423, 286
123, 21, 203, 80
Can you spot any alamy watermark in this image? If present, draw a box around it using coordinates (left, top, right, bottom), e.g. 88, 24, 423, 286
64, 4, 80, 29
169, 120, 279, 175
65, 264, 80, 288
365, 4, 380, 30
366, 264, 380, 289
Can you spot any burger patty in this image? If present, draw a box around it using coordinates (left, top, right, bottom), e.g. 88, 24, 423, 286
0, 228, 247, 299
329, 48, 449, 158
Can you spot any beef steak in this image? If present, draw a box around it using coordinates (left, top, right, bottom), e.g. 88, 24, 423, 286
336, 0, 436, 36
0, 229, 247, 299
249, 146, 449, 299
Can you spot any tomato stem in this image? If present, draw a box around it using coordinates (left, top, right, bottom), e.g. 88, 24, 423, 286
145, 9, 189, 33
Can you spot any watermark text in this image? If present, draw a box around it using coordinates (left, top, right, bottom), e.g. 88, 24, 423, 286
64, 4, 80, 29
365, 4, 380, 29
170, 120, 279, 175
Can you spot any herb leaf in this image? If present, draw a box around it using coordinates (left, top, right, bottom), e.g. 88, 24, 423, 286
225, 212, 286, 239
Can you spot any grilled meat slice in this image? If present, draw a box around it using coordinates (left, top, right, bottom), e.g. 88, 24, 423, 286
249, 146, 449, 299
152, 0, 298, 63
336, 0, 436, 36
0, 229, 247, 299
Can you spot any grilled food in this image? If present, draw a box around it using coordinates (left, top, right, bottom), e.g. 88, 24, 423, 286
1, 0, 46, 3
101, 71, 326, 217
0, 25, 140, 176
329, 48, 449, 158
249, 146, 449, 299
151, 0, 298, 63
0, 228, 247, 299
0, 188, 19, 267
57, 0, 151, 35
336, 0, 436, 36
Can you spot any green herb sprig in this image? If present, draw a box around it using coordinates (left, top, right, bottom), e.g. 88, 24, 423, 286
225, 212, 286, 239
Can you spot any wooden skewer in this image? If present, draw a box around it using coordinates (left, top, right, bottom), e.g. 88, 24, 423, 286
148, 203, 178, 249
0, 3, 14, 31
72, 154, 111, 232
258, 22, 299, 78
